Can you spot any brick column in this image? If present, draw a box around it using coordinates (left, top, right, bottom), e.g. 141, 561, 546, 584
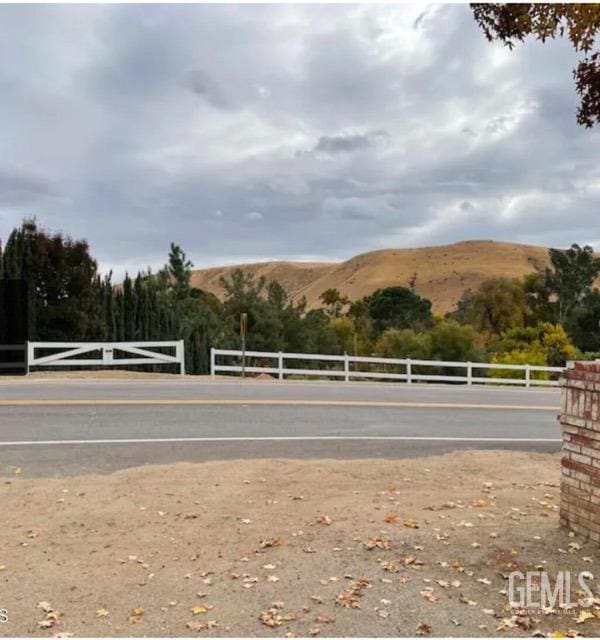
559, 361, 600, 542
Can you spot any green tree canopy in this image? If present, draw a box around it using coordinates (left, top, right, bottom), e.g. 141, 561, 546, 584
458, 277, 527, 336
496, 322, 576, 367
367, 286, 433, 333
545, 244, 600, 325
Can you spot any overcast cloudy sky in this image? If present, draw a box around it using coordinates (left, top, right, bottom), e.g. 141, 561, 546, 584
0, 3, 598, 276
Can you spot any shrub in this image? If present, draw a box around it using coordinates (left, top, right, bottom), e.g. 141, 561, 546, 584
489, 346, 549, 381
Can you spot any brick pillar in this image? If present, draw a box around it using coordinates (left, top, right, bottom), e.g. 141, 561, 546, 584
559, 361, 600, 542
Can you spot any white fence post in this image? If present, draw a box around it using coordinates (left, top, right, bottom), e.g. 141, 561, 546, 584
525, 364, 531, 388
344, 352, 350, 382
278, 352, 284, 380
406, 358, 412, 384
26, 341, 33, 375
102, 345, 113, 366
178, 340, 185, 376
210, 347, 215, 378
467, 361, 472, 385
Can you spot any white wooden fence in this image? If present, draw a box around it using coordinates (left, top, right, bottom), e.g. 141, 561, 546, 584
210, 348, 563, 387
27, 341, 185, 375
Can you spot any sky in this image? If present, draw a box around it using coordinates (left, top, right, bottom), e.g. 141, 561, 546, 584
0, 3, 598, 277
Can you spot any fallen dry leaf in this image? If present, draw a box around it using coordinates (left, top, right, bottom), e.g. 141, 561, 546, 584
314, 615, 335, 624
416, 622, 432, 635
574, 610, 595, 624
186, 620, 219, 632
129, 607, 145, 623
260, 537, 283, 548
420, 589, 438, 603
191, 603, 214, 615
364, 537, 390, 550
458, 593, 477, 606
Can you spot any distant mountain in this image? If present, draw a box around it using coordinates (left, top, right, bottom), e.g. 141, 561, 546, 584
190, 240, 552, 314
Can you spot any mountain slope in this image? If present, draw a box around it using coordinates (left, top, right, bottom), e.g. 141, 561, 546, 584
190, 240, 552, 314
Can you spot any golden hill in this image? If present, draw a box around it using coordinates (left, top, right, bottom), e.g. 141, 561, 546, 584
190, 240, 552, 314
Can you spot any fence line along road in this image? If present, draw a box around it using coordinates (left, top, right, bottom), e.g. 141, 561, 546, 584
211, 348, 563, 387
26, 340, 186, 375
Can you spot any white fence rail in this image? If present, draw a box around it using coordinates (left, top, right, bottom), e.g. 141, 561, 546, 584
27, 341, 185, 375
211, 348, 563, 387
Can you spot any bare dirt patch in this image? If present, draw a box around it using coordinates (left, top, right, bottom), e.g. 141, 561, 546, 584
0, 451, 599, 637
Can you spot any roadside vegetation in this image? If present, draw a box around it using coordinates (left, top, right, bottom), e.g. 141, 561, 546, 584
1, 219, 599, 375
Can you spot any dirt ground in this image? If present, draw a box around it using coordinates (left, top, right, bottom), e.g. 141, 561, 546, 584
0, 451, 599, 638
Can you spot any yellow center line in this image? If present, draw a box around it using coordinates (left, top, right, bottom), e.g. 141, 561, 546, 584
0, 399, 558, 410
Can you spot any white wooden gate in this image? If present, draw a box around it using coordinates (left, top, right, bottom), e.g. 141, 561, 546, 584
27, 341, 185, 375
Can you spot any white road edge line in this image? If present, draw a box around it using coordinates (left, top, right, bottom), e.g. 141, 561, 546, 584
0, 436, 562, 446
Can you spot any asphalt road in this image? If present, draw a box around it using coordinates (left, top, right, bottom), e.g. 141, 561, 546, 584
0, 378, 561, 476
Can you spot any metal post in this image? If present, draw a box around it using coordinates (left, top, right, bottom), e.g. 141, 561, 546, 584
210, 347, 215, 378
525, 364, 531, 388
406, 358, 412, 384
344, 352, 350, 382
240, 313, 247, 380
278, 352, 283, 380
467, 361, 472, 385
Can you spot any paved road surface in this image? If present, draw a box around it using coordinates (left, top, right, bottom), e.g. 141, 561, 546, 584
0, 379, 561, 476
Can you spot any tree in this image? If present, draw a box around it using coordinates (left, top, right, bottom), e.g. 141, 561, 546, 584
522, 272, 555, 325
496, 322, 576, 367
429, 320, 481, 362
457, 277, 527, 335
563, 289, 600, 352
374, 328, 432, 360
168, 243, 193, 299
329, 317, 356, 354
471, 4, 600, 127
301, 309, 341, 354
367, 286, 433, 333
319, 288, 349, 318
1, 219, 105, 341
545, 244, 600, 325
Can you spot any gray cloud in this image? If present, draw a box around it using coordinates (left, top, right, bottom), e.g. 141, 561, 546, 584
186, 69, 230, 109
313, 130, 388, 154
0, 4, 598, 277
0, 168, 56, 205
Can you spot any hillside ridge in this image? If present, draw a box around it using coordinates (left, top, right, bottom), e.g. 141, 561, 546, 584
190, 240, 553, 314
